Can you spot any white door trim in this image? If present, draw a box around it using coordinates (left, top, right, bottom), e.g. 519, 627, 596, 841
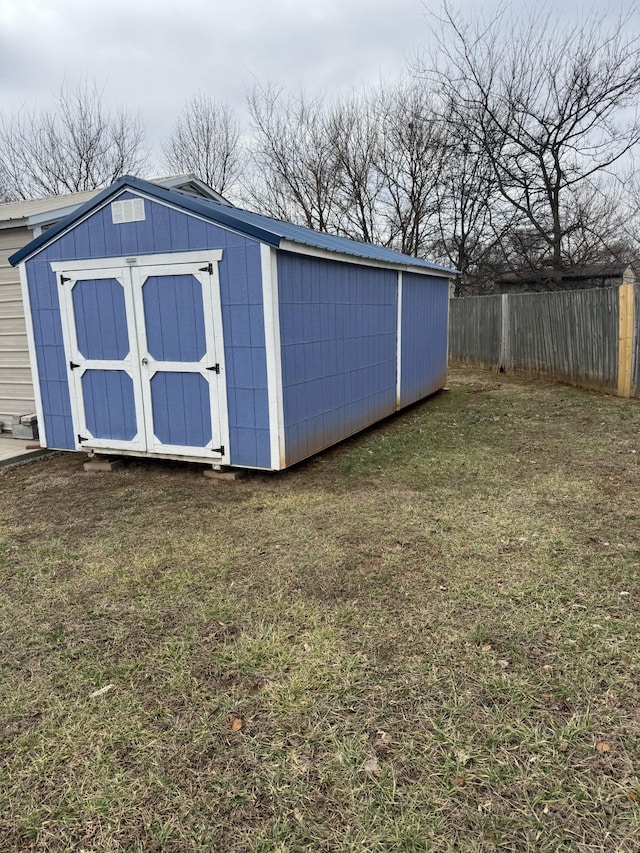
130, 258, 228, 462
396, 271, 403, 410
53, 252, 228, 461
50, 250, 223, 273
57, 266, 146, 451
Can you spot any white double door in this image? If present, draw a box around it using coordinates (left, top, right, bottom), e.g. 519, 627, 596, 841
54, 251, 228, 461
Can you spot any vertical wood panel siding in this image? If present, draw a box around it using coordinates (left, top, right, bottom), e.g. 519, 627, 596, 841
25, 194, 270, 466
507, 289, 618, 390
82, 369, 137, 440
632, 285, 640, 399
399, 273, 449, 407
142, 275, 206, 362
449, 288, 620, 393
150, 372, 212, 447
73, 278, 129, 360
277, 252, 397, 467
448, 295, 502, 367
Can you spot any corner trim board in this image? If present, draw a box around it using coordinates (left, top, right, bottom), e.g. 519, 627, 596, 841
261, 244, 286, 470
17, 262, 47, 447
396, 271, 403, 410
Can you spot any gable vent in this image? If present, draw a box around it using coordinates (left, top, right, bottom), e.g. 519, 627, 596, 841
111, 198, 145, 224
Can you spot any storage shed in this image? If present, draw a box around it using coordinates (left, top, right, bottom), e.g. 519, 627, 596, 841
0, 175, 229, 434
10, 176, 454, 471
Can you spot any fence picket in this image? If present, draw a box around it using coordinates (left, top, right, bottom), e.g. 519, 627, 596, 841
449, 287, 631, 396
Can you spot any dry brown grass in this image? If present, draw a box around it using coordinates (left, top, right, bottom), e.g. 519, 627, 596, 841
1, 368, 639, 851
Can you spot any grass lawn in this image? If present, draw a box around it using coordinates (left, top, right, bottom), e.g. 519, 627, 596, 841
0, 368, 639, 852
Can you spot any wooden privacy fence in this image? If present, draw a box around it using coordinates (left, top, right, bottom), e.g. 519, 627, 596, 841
449, 285, 640, 398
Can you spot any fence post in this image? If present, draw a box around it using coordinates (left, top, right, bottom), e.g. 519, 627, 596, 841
617, 284, 634, 398
499, 293, 510, 371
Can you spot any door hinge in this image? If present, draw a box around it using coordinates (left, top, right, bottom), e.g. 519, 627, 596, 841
69, 361, 80, 370
212, 445, 225, 455
199, 263, 213, 274
206, 363, 220, 373
77, 434, 88, 443
60, 274, 71, 285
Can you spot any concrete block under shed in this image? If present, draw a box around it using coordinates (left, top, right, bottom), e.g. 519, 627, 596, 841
203, 467, 246, 481
83, 457, 124, 472
12, 414, 39, 441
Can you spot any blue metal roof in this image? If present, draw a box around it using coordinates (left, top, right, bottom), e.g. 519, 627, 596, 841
9, 175, 457, 274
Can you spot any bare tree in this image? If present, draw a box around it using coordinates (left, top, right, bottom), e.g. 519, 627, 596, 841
613, 165, 640, 259
327, 94, 385, 244
244, 84, 340, 231
0, 165, 10, 203
428, 3, 640, 281
375, 84, 444, 256
431, 96, 505, 293
0, 82, 147, 200
553, 180, 629, 266
245, 82, 454, 256
162, 94, 242, 195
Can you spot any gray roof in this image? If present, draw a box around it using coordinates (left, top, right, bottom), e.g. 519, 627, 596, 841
0, 175, 230, 229
0, 188, 102, 226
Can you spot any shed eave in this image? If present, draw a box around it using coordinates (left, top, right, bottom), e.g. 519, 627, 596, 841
277, 238, 458, 276
0, 217, 28, 230
26, 203, 86, 230
8, 178, 132, 266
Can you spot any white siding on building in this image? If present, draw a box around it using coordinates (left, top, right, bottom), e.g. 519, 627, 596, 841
0, 227, 35, 430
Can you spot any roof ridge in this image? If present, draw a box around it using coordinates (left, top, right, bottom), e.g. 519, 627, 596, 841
9, 175, 457, 274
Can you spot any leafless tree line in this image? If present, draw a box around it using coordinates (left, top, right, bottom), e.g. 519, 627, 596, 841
429, 3, 640, 289
2, 5, 640, 293
0, 82, 146, 199
243, 82, 452, 260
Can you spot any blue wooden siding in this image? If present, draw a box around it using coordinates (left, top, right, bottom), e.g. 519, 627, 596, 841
73, 278, 129, 360
82, 370, 137, 440
399, 272, 449, 407
277, 251, 397, 466
143, 274, 206, 362
150, 372, 212, 447
24, 192, 270, 467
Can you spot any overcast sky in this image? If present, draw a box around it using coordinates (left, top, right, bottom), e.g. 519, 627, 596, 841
0, 0, 631, 169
